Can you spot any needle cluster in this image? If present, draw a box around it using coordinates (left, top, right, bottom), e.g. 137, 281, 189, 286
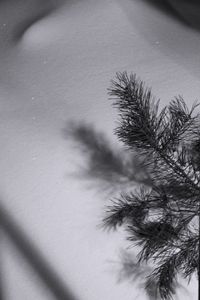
68, 72, 199, 299
103, 72, 199, 299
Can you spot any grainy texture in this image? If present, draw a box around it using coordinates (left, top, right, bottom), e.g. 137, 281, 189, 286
0, 0, 199, 299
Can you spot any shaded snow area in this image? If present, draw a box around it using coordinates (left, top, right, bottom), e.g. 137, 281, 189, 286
0, 0, 199, 299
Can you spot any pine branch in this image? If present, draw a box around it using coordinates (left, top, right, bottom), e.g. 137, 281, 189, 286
109, 72, 200, 192
145, 255, 177, 300
109, 72, 162, 152
160, 97, 199, 152
68, 72, 200, 300
102, 189, 150, 229
105, 72, 200, 299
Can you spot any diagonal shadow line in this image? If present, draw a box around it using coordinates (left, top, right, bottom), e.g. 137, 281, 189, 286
0, 202, 78, 300
0, 230, 4, 300
141, 0, 186, 24
143, 0, 200, 30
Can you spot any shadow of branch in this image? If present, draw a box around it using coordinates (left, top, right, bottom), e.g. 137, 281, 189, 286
63, 122, 152, 194
116, 250, 160, 300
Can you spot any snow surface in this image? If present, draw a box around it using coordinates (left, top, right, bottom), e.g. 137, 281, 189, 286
0, 0, 199, 299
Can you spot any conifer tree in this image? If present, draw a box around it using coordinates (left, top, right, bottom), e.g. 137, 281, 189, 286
68, 72, 199, 300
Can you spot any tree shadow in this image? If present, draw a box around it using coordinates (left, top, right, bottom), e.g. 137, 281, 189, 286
64, 119, 196, 300
0, 201, 78, 300
63, 122, 151, 194
116, 250, 160, 300
116, 250, 189, 300
64, 122, 159, 297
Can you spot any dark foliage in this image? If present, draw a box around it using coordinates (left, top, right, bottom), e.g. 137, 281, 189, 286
68, 72, 199, 299
104, 72, 199, 299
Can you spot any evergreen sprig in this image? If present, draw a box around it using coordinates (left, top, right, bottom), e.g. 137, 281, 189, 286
103, 72, 199, 299
68, 72, 199, 300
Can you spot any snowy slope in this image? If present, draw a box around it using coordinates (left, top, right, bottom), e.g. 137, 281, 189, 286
0, 0, 199, 299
